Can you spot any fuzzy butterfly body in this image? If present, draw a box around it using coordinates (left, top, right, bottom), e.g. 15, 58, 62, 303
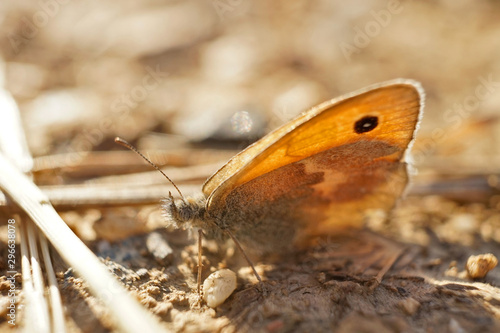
162, 79, 423, 254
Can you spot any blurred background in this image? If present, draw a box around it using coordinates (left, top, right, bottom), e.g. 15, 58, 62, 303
1, 0, 500, 174
1, 2, 500, 331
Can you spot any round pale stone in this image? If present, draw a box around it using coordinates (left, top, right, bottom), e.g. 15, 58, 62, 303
203, 269, 237, 308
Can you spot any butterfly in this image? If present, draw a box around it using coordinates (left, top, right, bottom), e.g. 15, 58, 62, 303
117, 78, 424, 291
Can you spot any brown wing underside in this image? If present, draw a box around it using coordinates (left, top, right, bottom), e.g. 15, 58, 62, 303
204, 81, 422, 252
209, 140, 409, 252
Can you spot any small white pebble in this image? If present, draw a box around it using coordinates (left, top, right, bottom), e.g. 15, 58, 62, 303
466, 253, 498, 279
398, 297, 420, 315
202, 269, 237, 308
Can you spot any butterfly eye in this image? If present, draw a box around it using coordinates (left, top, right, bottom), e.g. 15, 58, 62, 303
354, 116, 378, 134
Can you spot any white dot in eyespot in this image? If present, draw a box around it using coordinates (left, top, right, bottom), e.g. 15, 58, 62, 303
203, 269, 237, 308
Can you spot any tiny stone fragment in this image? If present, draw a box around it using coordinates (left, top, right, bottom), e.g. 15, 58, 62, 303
449, 318, 466, 333
466, 253, 498, 279
398, 297, 420, 315
203, 269, 237, 308
146, 232, 174, 264
136, 268, 149, 279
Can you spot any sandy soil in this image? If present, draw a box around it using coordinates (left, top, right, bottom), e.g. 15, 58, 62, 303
0, 0, 500, 332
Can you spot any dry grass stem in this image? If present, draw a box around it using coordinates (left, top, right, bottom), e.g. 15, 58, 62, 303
0, 152, 167, 332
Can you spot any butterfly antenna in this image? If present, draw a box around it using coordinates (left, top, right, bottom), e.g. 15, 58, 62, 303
114, 137, 185, 200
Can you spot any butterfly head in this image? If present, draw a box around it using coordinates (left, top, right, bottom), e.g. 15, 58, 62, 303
161, 192, 207, 230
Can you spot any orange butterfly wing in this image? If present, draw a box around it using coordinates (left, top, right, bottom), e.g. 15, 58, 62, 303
203, 79, 423, 251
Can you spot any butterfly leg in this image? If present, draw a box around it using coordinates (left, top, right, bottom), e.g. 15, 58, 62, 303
197, 229, 204, 295
224, 229, 266, 295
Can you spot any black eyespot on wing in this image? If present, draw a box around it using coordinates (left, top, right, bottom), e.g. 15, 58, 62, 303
354, 116, 378, 134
